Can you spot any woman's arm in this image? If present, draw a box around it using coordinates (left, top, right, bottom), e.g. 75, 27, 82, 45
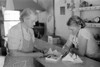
63, 35, 73, 50
61, 35, 73, 54
9, 50, 44, 57
78, 36, 87, 56
71, 36, 87, 56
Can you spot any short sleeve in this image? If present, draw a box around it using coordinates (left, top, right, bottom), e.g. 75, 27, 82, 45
8, 27, 21, 50
64, 34, 73, 47
78, 29, 93, 40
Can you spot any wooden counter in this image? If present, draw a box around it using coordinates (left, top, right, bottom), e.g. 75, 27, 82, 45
34, 39, 100, 67
37, 57, 100, 67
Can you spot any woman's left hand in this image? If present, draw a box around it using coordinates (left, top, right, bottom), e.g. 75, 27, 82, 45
70, 48, 75, 53
39, 48, 48, 54
70, 48, 79, 55
43, 48, 48, 54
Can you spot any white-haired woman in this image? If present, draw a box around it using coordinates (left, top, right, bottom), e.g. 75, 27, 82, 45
3, 8, 45, 67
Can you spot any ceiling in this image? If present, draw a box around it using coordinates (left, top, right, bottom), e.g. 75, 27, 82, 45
13, 0, 45, 11
0, 0, 53, 11
0, 0, 45, 11
38, 0, 53, 10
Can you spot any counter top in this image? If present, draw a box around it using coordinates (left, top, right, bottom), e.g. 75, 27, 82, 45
34, 39, 100, 67
37, 57, 100, 67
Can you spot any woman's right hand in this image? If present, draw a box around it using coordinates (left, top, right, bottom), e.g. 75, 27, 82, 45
34, 52, 44, 58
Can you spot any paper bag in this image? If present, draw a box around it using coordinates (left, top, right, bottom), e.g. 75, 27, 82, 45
62, 53, 83, 63
62, 52, 74, 62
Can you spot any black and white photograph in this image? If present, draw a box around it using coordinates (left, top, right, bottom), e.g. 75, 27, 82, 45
0, 0, 100, 67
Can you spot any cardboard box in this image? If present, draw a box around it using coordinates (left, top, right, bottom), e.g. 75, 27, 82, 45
48, 36, 60, 45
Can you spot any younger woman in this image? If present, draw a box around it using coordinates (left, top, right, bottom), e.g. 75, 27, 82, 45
63, 16, 100, 61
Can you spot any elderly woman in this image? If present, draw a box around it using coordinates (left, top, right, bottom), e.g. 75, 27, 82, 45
63, 16, 100, 61
3, 8, 45, 67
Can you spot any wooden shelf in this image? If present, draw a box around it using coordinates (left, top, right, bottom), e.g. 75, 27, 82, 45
72, 6, 100, 11
86, 23, 100, 27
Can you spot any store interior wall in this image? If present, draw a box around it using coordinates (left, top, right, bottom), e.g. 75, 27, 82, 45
38, 0, 71, 40
55, 0, 71, 40
55, 0, 100, 41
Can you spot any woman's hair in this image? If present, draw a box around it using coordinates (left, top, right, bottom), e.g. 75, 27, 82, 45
67, 16, 86, 28
20, 8, 37, 22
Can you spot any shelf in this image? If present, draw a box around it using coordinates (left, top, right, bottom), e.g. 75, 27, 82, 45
86, 23, 100, 27
72, 6, 100, 11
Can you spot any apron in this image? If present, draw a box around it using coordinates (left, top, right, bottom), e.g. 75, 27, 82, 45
3, 23, 35, 67
72, 35, 79, 49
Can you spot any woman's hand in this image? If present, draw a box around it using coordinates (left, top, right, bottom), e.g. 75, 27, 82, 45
42, 48, 48, 54
70, 48, 79, 55
34, 52, 44, 58
70, 48, 75, 53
